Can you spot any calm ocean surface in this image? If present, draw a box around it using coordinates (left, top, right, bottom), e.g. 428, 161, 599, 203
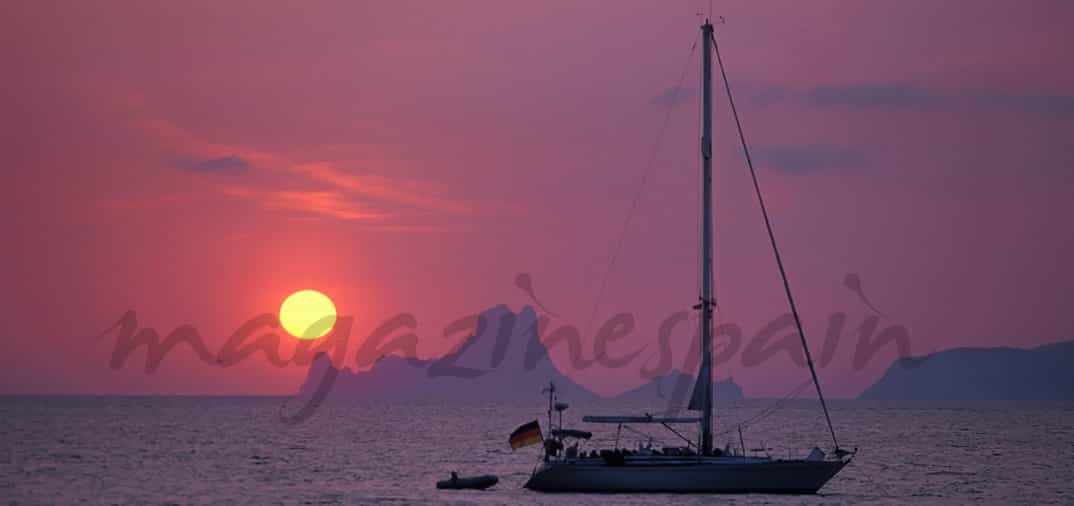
2, 397, 1072, 505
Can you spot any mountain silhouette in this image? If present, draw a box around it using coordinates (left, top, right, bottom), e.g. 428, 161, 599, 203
298, 305, 743, 402
859, 340, 1074, 400
299, 305, 595, 400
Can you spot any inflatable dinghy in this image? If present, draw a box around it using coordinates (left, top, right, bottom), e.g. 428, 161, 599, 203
436, 473, 498, 490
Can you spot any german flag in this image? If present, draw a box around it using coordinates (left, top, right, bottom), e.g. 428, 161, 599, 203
509, 420, 543, 450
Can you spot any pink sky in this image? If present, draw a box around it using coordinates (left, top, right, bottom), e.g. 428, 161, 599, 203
3, 0, 1073, 397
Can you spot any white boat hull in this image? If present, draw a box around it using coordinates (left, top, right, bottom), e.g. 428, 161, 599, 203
524, 456, 848, 494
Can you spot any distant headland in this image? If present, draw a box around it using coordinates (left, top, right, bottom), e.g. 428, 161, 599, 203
859, 340, 1074, 400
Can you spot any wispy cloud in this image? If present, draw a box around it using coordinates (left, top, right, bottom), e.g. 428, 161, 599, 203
809, 83, 940, 109
747, 145, 867, 174
293, 162, 469, 213
736, 81, 1074, 116
135, 117, 472, 224
978, 91, 1074, 116
174, 155, 250, 174
220, 187, 391, 221
651, 86, 693, 107
740, 82, 789, 109
101, 194, 182, 210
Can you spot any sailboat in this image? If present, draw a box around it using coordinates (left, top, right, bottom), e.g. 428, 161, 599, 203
521, 19, 855, 494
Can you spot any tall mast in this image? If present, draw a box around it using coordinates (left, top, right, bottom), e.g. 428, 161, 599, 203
699, 19, 715, 456
545, 382, 555, 432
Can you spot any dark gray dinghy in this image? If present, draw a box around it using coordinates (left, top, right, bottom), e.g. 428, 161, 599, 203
436, 472, 498, 490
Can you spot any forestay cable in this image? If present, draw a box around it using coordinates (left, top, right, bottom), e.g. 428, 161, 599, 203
585, 36, 700, 335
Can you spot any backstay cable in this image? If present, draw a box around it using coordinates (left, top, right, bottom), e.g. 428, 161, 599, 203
708, 29, 840, 451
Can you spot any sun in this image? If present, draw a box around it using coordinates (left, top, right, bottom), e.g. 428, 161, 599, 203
279, 289, 337, 339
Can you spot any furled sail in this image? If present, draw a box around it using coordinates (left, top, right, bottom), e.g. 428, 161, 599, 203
687, 360, 710, 412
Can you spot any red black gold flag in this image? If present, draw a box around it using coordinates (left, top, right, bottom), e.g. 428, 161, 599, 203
508, 420, 543, 450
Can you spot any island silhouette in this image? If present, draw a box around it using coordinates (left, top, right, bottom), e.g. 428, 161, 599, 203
298, 305, 743, 402
859, 340, 1074, 400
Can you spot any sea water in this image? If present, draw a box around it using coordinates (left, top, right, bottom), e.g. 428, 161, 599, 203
2, 397, 1072, 505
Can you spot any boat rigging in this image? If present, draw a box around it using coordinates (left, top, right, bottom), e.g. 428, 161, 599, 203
516, 18, 855, 494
